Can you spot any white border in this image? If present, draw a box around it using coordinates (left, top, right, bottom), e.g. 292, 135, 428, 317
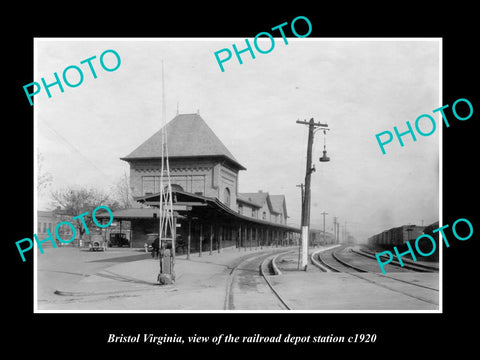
33, 38, 39, 311
33, 37, 443, 314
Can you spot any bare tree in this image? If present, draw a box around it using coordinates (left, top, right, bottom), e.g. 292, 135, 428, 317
111, 171, 146, 209
113, 172, 135, 209
51, 186, 119, 239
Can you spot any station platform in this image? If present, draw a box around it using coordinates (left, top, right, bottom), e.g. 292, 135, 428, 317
39, 245, 288, 311
37, 244, 440, 311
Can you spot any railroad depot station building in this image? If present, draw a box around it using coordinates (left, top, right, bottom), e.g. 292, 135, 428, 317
103, 113, 300, 253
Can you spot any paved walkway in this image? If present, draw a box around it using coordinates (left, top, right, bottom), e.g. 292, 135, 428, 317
38, 245, 292, 311
37, 244, 440, 312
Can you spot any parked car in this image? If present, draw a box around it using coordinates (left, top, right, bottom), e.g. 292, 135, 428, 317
147, 233, 185, 257
89, 234, 106, 251
146, 233, 160, 258
146, 233, 158, 251
108, 233, 129, 247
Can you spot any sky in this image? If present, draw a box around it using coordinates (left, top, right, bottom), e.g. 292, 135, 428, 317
35, 38, 440, 242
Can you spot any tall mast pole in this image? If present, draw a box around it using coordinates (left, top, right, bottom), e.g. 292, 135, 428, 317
158, 59, 175, 284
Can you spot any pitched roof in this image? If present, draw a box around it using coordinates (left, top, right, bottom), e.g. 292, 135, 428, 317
238, 192, 287, 217
238, 192, 269, 207
236, 193, 262, 208
121, 113, 245, 170
269, 195, 287, 217
99, 208, 159, 219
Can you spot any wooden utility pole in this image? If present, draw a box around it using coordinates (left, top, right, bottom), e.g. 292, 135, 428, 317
199, 223, 203, 257
187, 217, 191, 260
296, 183, 305, 262
296, 118, 328, 270
209, 224, 213, 255
296, 184, 305, 225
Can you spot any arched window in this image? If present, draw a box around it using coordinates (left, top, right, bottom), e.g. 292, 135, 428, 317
224, 187, 231, 206
170, 184, 184, 192
165, 184, 184, 193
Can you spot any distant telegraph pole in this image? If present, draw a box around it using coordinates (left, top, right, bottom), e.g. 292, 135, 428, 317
333, 216, 338, 243
337, 222, 340, 244
344, 221, 347, 243
321, 211, 328, 245
296, 118, 329, 270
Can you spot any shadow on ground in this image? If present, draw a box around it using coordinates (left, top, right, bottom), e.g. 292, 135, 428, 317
87, 253, 153, 263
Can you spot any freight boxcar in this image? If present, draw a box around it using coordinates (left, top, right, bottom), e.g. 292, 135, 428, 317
368, 224, 425, 249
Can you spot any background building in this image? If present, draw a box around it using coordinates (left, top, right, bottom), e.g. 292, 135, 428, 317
37, 209, 79, 247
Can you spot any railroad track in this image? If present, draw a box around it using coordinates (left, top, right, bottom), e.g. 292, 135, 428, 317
353, 246, 438, 272
224, 249, 293, 310
315, 246, 364, 273
313, 245, 439, 305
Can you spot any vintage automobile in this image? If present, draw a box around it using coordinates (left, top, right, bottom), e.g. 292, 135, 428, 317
89, 234, 106, 251
108, 232, 130, 247
146, 233, 160, 258
147, 233, 186, 257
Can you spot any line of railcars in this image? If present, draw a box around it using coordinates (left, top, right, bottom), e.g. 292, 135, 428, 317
368, 221, 440, 261
368, 225, 425, 247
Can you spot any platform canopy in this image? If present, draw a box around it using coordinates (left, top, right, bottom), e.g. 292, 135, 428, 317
94, 207, 183, 220
135, 190, 300, 232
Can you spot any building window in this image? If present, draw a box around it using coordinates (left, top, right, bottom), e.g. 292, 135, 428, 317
252, 209, 257, 218
142, 176, 156, 195
169, 184, 184, 192
262, 211, 266, 220
143, 177, 185, 195
224, 187, 231, 207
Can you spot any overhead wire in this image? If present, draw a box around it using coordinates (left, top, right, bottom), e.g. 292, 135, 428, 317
38, 118, 112, 185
